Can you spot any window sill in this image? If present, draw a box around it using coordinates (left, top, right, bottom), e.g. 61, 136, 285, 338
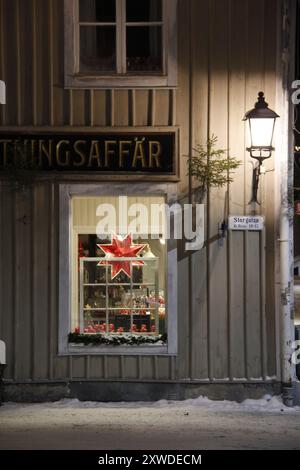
64, 73, 177, 89
62, 343, 172, 356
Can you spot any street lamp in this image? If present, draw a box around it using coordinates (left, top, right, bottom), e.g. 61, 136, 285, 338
243, 91, 279, 204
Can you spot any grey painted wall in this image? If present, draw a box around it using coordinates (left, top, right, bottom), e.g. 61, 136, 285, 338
0, 0, 281, 385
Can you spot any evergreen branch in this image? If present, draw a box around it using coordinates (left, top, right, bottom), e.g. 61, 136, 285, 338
187, 135, 242, 201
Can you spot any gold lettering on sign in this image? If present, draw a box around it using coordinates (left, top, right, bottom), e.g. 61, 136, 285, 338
149, 141, 162, 168
105, 141, 117, 168
0, 140, 13, 166
88, 141, 102, 168
119, 141, 131, 168
74, 140, 86, 167
0, 135, 171, 172
132, 141, 146, 168
39, 140, 53, 168
56, 140, 71, 167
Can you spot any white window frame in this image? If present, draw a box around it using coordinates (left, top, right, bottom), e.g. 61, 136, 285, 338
58, 183, 178, 355
64, 0, 178, 88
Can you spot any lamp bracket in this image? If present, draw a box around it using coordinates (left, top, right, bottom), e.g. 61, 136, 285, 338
248, 161, 263, 205
246, 146, 274, 160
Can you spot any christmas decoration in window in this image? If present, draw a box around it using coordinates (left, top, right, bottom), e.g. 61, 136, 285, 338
69, 196, 167, 346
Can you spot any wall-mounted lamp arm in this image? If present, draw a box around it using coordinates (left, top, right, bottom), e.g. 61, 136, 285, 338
249, 162, 263, 205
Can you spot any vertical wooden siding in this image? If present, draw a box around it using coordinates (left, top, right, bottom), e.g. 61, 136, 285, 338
0, 0, 278, 382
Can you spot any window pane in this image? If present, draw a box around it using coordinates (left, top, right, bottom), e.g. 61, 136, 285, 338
80, 26, 116, 72
84, 286, 106, 309
108, 286, 132, 308
79, 0, 116, 22
111, 312, 132, 333
84, 311, 107, 333
126, 26, 162, 72
126, 0, 162, 22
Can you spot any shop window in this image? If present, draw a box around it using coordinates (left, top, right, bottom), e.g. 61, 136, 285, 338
64, 0, 178, 88
72, 195, 167, 339
59, 185, 178, 354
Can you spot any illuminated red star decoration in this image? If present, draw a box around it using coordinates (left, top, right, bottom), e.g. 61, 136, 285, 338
97, 234, 147, 279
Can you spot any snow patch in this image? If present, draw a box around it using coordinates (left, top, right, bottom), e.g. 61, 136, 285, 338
2, 394, 300, 413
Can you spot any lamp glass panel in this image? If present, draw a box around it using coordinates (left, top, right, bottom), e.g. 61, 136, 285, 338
249, 118, 275, 148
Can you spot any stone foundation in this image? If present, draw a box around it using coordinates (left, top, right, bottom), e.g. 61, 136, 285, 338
3, 380, 282, 404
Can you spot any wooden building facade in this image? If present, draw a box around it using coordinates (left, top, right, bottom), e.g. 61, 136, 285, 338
0, 0, 296, 402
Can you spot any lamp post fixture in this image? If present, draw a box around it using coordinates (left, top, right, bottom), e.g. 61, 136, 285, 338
244, 92, 279, 204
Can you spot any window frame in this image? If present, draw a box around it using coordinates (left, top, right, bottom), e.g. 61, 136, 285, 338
64, 0, 178, 88
58, 183, 178, 355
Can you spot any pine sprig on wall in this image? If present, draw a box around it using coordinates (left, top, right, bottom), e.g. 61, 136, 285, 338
188, 135, 242, 201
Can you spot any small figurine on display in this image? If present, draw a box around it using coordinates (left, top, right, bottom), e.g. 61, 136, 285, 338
120, 309, 129, 315
85, 325, 97, 333
159, 307, 165, 318
142, 244, 155, 258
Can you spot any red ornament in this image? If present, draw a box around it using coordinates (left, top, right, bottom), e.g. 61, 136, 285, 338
120, 309, 129, 315
97, 234, 147, 279
74, 327, 80, 334
117, 327, 124, 333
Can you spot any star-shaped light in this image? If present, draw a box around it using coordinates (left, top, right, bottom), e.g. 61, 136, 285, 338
97, 234, 147, 279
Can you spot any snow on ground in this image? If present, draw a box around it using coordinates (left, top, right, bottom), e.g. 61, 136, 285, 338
2, 393, 299, 412
1, 395, 300, 450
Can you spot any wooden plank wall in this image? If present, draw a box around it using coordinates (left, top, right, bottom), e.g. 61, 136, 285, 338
0, 0, 279, 383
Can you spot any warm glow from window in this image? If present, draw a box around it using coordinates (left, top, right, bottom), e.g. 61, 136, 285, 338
71, 196, 167, 338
